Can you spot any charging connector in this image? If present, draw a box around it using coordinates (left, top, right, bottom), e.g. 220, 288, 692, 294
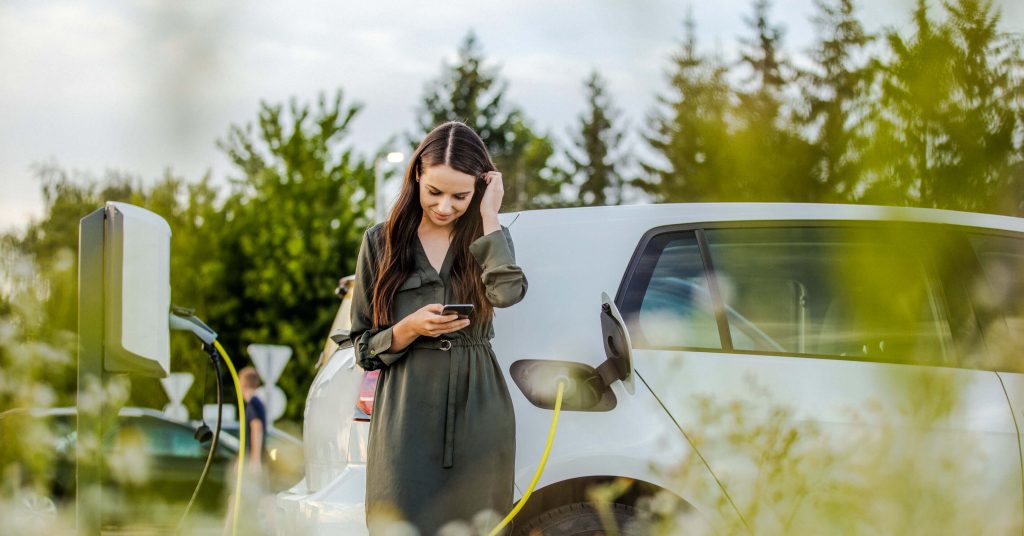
169, 307, 217, 344
552, 373, 577, 399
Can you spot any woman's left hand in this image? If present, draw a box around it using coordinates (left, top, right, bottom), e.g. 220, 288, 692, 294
480, 171, 503, 219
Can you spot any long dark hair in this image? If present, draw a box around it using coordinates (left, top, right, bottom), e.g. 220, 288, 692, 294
371, 121, 497, 328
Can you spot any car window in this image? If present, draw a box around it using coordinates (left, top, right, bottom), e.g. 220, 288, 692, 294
625, 232, 722, 349
622, 231, 788, 351
967, 233, 1024, 368
132, 416, 207, 458
704, 226, 951, 364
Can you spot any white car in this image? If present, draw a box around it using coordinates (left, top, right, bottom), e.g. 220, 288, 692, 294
278, 203, 1024, 535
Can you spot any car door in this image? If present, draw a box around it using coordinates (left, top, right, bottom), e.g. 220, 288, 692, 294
128, 416, 232, 506
962, 230, 1024, 521
619, 222, 1022, 533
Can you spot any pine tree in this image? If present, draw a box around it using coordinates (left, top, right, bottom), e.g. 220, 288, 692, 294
802, 0, 875, 202
864, 0, 959, 207
565, 71, 629, 206
417, 31, 518, 152
944, 0, 1023, 214
864, 0, 1023, 213
740, 0, 789, 105
641, 11, 733, 202
731, 0, 817, 201
416, 31, 564, 210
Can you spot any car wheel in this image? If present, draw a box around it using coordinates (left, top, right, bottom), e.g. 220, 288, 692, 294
514, 502, 649, 536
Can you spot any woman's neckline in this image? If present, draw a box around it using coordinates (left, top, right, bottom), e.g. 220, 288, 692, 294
416, 228, 453, 277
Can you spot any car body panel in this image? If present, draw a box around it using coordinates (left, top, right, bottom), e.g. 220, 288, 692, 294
279, 203, 1024, 534
302, 345, 368, 491
635, 348, 1023, 531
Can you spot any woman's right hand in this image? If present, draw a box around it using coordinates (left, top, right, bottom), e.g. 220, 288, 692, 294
401, 304, 471, 338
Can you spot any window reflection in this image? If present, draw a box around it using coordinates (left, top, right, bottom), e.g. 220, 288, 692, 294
705, 227, 949, 363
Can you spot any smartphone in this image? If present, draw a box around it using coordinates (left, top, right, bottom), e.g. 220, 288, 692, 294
441, 304, 474, 319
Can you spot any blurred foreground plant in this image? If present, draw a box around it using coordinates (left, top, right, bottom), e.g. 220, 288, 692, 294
0, 242, 76, 533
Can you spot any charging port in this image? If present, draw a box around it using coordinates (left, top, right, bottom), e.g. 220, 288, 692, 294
510, 360, 617, 412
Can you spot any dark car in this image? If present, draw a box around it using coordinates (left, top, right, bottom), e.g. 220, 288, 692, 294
1, 406, 239, 525
215, 422, 303, 492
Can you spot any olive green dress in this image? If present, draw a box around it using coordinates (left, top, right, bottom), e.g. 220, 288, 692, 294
350, 222, 528, 535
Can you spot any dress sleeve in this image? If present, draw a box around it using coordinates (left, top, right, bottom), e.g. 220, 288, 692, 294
350, 226, 411, 371
468, 225, 528, 308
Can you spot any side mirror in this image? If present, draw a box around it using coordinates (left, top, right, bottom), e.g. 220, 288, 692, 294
599, 292, 635, 394
315, 328, 353, 370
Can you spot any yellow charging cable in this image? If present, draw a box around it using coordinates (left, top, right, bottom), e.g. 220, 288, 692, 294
487, 379, 567, 536
214, 339, 246, 536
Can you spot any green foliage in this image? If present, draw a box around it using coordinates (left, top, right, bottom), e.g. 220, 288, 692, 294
801, 0, 876, 201
14, 166, 140, 337
861, 0, 1024, 213
640, 11, 734, 202
3, 91, 374, 422
214, 90, 374, 419
642, 0, 1023, 213
730, 0, 818, 201
564, 71, 630, 206
0, 243, 75, 531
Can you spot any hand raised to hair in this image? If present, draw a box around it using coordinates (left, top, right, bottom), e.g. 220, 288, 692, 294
479, 171, 503, 219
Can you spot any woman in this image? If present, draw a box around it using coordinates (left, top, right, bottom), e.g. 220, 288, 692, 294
350, 121, 528, 534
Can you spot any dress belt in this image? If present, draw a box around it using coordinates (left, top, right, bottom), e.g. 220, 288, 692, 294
410, 336, 491, 468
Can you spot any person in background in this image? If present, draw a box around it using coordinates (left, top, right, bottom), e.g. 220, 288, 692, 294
238, 366, 268, 472
223, 366, 271, 536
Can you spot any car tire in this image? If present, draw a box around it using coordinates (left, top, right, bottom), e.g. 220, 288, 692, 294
513, 502, 650, 536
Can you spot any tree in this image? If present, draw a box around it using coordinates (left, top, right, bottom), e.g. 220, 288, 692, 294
863, 0, 1023, 214
4, 91, 376, 422
15, 166, 139, 339
640, 11, 734, 202
4, 166, 219, 411
416, 31, 565, 210
731, 0, 817, 201
3, 167, 140, 409
942, 0, 1023, 214
565, 71, 630, 206
801, 0, 875, 202
216, 90, 375, 419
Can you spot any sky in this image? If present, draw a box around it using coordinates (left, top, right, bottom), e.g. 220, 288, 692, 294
2, 0, 1022, 234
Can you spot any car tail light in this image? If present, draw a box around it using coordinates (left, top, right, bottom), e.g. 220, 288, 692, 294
356, 370, 380, 420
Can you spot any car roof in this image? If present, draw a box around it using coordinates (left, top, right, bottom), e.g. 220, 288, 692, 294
491, 202, 1024, 371
505, 202, 1024, 233
214, 421, 301, 445
0, 406, 242, 451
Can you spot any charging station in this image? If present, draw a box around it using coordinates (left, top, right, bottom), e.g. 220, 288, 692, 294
77, 202, 172, 535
